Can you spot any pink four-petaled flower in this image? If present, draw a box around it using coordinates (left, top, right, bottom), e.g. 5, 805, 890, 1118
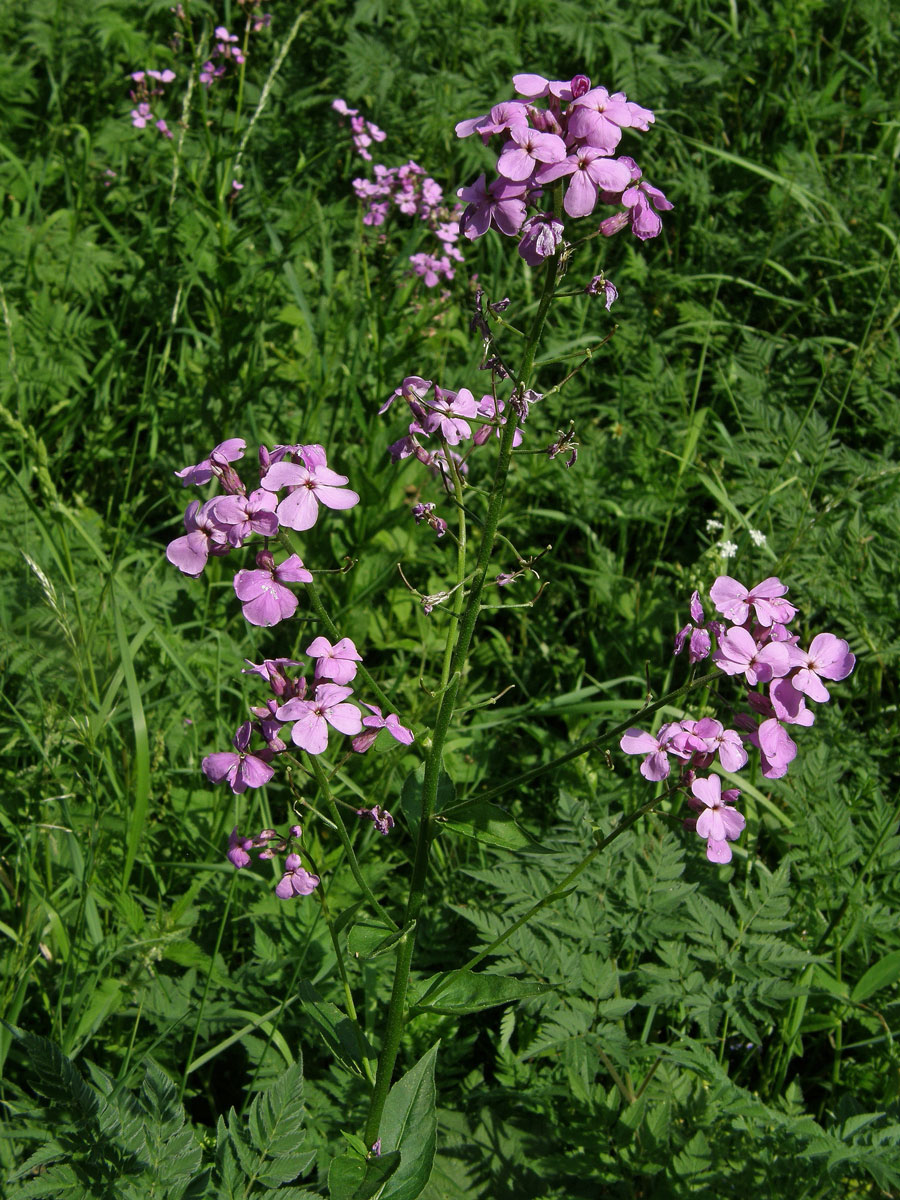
261, 460, 360, 532
277, 684, 363, 755
690, 776, 745, 864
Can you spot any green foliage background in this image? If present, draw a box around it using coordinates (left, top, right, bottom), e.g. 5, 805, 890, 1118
1, 0, 898, 1196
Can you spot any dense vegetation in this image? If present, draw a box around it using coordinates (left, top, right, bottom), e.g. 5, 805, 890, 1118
1, 0, 898, 1196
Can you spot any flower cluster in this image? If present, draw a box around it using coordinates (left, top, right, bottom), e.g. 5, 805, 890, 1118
213, 654, 412, 895
128, 69, 176, 139
202, 652, 413, 785
335, 100, 465, 289
621, 576, 855, 864
456, 72, 671, 265
166, 439, 359, 626
332, 97, 386, 161
382, 375, 524, 473
200, 26, 247, 86
227, 824, 320, 900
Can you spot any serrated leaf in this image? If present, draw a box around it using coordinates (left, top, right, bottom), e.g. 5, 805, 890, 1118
246, 1060, 305, 1158
377, 1042, 439, 1200
7, 1162, 84, 1198
597, 997, 636, 1019
13, 1026, 101, 1120
139, 1058, 201, 1189
257, 1190, 326, 1200
140, 1058, 185, 1142
215, 1112, 242, 1198
411, 971, 551, 1015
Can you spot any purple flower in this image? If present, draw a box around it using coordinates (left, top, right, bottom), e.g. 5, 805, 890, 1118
420, 386, 478, 444
585, 274, 618, 310
277, 684, 362, 755
242, 658, 304, 695
233, 552, 312, 626
380, 375, 433, 416
787, 633, 856, 702
473, 395, 524, 447
261, 459, 359, 531
131, 103, 152, 129
768, 676, 816, 726
166, 499, 229, 576
455, 100, 530, 142
517, 213, 565, 266
352, 704, 414, 753
512, 73, 592, 101
713, 626, 792, 685
536, 147, 633, 218
457, 174, 528, 240
275, 854, 320, 899
690, 775, 745, 863
567, 87, 637, 152
709, 575, 798, 628
752, 717, 798, 780
689, 718, 748, 773
620, 722, 688, 781
174, 438, 246, 487
412, 502, 448, 537
356, 805, 395, 834
409, 252, 454, 288
203, 722, 274, 793
227, 826, 254, 868
212, 488, 278, 546
496, 126, 567, 183
306, 636, 362, 685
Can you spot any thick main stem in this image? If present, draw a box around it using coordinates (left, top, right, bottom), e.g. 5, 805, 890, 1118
363, 252, 562, 1145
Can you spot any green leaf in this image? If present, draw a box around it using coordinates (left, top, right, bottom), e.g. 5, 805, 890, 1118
328, 1151, 401, 1200
850, 949, 900, 1004
71, 977, 124, 1047
7, 1162, 84, 1198
244, 1059, 315, 1186
140, 1059, 202, 1188
438, 800, 542, 852
297, 981, 376, 1076
411, 971, 551, 1016
401, 766, 455, 836
348, 920, 412, 959
378, 1042, 439, 1200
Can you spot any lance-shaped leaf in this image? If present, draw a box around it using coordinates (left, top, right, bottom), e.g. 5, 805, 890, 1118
377, 1042, 440, 1200
411, 970, 551, 1016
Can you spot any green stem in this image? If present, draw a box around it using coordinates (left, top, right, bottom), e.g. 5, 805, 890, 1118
416, 792, 663, 1006
439, 444, 468, 690
363, 250, 563, 1145
312, 869, 376, 1086
455, 669, 721, 809
179, 872, 236, 1103
308, 755, 398, 931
